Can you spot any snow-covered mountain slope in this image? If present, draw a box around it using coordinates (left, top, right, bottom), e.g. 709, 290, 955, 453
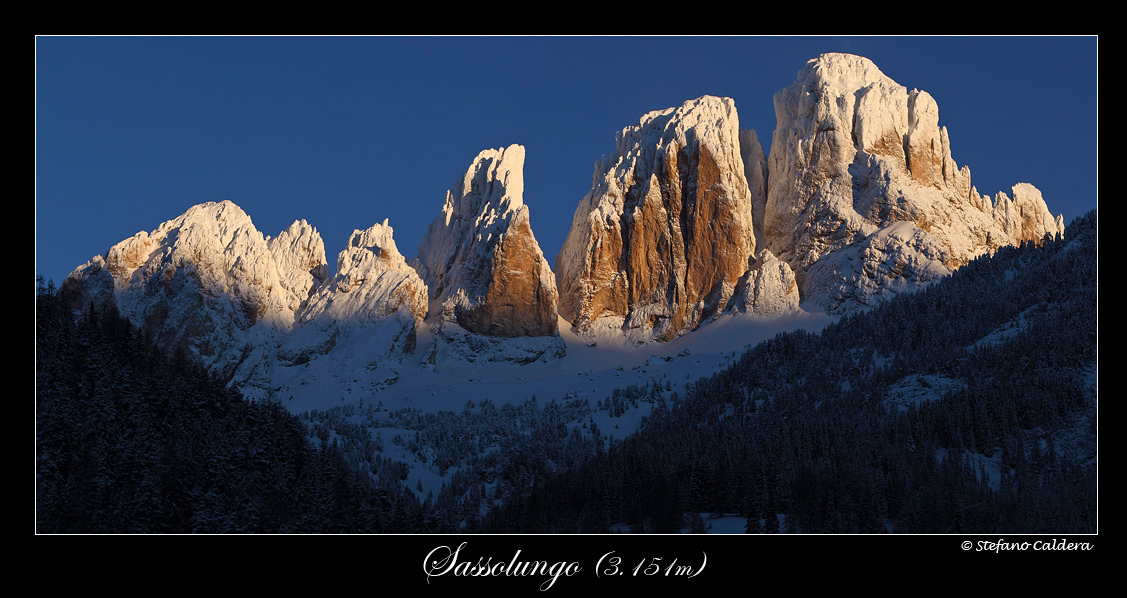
62, 201, 319, 382
246, 219, 434, 400
767, 53, 1065, 313
283, 310, 833, 414
62, 202, 432, 400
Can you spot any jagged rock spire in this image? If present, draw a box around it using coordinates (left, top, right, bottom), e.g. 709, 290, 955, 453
415, 144, 559, 338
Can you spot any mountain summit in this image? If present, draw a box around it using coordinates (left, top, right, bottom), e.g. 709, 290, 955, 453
60, 53, 1067, 399
414, 144, 559, 338
767, 53, 1065, 312
556, 96, 784, 343
62, 200, 327, 382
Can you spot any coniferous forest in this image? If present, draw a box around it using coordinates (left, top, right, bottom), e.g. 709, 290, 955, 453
480, 211, 1098, 533
34, 287, 431, 533
35, 211, 1097, 534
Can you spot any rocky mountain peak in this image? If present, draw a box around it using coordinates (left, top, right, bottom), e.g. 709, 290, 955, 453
556, 95, 781, 343
767, 52, 1065, 313
69, 200, 302, 328
268, 219, 331, 314
298, 219, 428, 327
61, 200, 326, 386
415, 144, 559, 338
56, 53, 1071, 392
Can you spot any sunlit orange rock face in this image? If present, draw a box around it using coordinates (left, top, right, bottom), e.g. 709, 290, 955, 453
557, 96, 759, 342
415, 144, 559, 338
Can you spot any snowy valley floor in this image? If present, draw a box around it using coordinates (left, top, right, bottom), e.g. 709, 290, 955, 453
290, 310, 835, 503
284, 310, 834, 416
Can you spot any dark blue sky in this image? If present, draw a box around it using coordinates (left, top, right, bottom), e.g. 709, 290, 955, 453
35, 36, 1098, 286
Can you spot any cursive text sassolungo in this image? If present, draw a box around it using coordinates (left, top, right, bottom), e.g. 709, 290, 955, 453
423, 542, 581, 591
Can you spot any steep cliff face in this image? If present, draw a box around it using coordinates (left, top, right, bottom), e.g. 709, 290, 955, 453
556, 96, 781, 343
63, 201, 314, 377
414, 144, 559, 339
767, 53, 1065, 313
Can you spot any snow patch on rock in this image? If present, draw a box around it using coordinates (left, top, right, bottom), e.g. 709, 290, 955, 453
735, 249, 801, 315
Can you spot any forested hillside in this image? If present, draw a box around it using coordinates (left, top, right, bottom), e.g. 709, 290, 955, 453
481, 211, 1098, 533
35, 284, 432, 533
35, 211, 1097, 534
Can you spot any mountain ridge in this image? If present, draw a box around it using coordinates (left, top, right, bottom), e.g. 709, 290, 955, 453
60, 52, 1066, 400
